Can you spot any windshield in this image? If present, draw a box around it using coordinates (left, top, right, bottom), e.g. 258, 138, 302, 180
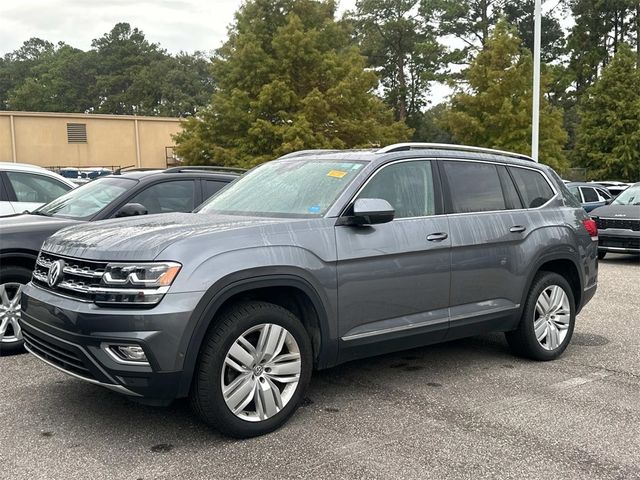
36, 176, 136, 219
612, 184, 640, 205
197, 159, 365, 217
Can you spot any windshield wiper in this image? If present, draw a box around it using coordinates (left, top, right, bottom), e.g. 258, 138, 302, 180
29, 210, 52, 216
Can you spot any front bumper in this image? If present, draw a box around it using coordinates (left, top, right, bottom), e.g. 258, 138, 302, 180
598, 229, 640, 254
19, 282, 203, 401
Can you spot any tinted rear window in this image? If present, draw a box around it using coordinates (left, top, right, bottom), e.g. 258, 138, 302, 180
509, 167, 555, 208
442, 161, 506, 213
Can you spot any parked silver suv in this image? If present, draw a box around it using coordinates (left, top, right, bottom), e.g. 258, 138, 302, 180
19, 143, 598, 437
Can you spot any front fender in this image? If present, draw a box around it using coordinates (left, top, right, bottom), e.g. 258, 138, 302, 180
175, 270, 337, 398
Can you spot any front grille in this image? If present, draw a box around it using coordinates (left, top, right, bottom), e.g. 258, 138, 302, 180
33, 252, 107, 301
22, 327, 95, 380
595, 217, 640, 231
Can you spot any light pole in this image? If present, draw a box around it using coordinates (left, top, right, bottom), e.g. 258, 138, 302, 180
531, 0, 542, 162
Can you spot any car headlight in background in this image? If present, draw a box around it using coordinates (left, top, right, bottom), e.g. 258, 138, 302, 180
95, 262, 181, 306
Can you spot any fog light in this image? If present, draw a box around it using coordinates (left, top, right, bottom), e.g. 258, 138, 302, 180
111, 345, 148, 362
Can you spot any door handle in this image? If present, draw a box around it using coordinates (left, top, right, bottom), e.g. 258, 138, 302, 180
509, 225, 527, 233
427, 232, 448, 242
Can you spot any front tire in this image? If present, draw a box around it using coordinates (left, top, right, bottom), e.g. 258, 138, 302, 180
190, 301, 313, 438
0, 266, 31, 355
597, 250, 607, 260
506, 271, 576, 361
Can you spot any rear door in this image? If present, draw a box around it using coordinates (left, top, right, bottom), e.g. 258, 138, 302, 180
441, 160, 529, 337
335, 159, 451, 352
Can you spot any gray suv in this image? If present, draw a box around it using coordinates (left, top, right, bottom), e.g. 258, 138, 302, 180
19, 143, 599, 438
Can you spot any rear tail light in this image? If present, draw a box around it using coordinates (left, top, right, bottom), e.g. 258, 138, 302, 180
582, 218, 598, 241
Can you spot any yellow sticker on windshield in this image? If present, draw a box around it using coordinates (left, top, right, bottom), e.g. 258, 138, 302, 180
327, 170, 347, 179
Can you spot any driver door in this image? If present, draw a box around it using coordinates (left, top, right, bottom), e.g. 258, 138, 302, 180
335, 160, 451, 358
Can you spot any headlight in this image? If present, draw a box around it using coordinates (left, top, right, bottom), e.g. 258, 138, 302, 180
102, 262, 181, 287
94, 262, 181, 306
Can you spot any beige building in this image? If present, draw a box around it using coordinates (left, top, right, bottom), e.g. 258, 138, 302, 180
0, 111, 182, 170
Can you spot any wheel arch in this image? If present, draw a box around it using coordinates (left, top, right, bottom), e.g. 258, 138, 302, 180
521, 253, 584, 316
0, 250, 39, 274
177, 274, 336, 398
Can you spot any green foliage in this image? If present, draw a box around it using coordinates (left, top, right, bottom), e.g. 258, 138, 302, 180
442, 20, 568, 171
351, 0, 444, 124
574, 45, 640, 181
0, 24, 214, 116
174, 0, 411, 167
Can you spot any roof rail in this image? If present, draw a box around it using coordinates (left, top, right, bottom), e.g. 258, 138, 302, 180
278, 149, 342, 159
376, 143, 535, 162
114, 166, 159, 174
163, 165, 247, 174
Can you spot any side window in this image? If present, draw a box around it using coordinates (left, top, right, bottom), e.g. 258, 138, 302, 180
6, 171, 71, 203
127, 180, 196, 215
203, 180, 227, 201
497, 165, 523, 209
442, 161, 506, 213
596, 188, 611, 201
358, 161, 435, 218
509, 167, 555, 208
568, 186, 581, 201
580, 187, 599, 203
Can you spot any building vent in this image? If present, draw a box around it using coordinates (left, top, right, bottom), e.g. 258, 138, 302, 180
67, 123, 87, 143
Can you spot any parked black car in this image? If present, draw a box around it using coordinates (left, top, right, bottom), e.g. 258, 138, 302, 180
590, 182, 640, 259
0, 166, 243, 353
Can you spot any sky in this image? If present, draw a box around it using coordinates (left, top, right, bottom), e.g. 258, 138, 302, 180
0, 0, 567, 105
0, 0, 357, 56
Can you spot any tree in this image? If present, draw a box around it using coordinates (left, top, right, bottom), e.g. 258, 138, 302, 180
7, 44, 95, 113
442, 20, 568, 171
420, 0, 505, 64
566, 0, 637, 95
574, 45, 640, 181
503, 0, 565, 63
351, 0, 444, 126
174, 0, 411, 167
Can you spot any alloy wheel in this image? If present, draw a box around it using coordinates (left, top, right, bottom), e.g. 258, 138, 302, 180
534, 284, 571, 351
0, 283, 24, 345
221, 323, 301, 422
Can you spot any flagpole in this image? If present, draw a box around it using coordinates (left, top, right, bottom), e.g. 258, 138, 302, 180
531, 0, 542, 162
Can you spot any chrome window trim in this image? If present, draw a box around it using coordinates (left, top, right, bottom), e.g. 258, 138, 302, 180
337, 157, 558, 221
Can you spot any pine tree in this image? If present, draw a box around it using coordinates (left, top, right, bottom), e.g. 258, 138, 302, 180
442, 20, 568, 171
173, 0, 410, 167
574, 44, 640, 181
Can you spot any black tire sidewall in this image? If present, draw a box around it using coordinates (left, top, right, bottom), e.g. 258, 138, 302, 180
0, 265, 31, 354
196, 302, 313, 438
522, 272, 576, 360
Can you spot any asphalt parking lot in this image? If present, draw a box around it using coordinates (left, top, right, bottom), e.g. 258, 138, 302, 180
1, 254, 639, 480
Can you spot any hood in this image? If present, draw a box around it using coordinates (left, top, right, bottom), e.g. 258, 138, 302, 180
0, 213, 79, 233
590, 204, 640, 220
41, 212, 287, 261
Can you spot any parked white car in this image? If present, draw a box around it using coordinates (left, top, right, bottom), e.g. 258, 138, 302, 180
0, 163, 76, 217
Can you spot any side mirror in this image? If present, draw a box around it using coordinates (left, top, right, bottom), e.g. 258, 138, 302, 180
343, 198, 395, 226
115, 203, 148, 218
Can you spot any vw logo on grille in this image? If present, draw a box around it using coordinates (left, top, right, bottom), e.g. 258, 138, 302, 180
47, 259, 65, 288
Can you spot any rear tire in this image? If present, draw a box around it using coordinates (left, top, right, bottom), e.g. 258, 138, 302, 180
506, 271, 575, 361
190, 300, 312, 438
597, 250, 606, 260
0, 265, 31, 355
